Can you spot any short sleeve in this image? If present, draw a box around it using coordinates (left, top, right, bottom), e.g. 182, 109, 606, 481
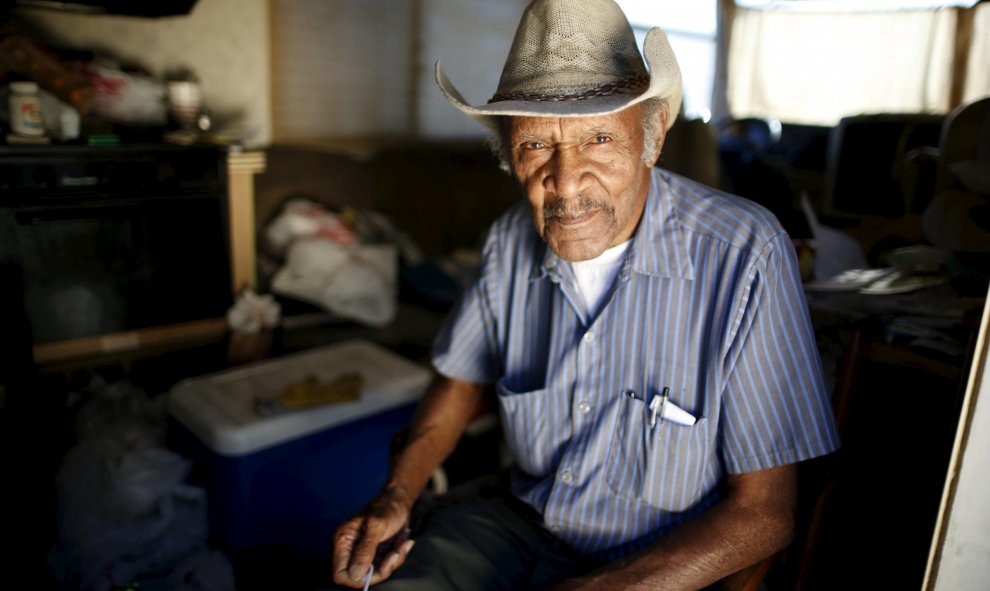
719, 233, 841, 474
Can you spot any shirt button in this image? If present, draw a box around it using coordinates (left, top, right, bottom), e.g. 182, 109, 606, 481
578, 402, 591, 414
583, 331, 595, 343
560, 470, 573, 484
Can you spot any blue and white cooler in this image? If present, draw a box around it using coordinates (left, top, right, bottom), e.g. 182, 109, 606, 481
167, 339, 432, 565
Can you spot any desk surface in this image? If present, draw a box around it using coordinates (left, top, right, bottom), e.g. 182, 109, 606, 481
805, 282, 973, 320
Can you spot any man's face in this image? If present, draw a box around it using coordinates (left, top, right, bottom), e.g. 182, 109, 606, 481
509, 104, 658, 262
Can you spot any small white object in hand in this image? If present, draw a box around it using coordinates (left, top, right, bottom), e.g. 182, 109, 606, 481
362, 565, 374, 591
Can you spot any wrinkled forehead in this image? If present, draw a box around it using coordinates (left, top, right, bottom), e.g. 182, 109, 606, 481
507, 104, 644, 139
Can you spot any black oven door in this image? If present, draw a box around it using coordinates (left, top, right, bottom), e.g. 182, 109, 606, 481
0, 192, 232, 347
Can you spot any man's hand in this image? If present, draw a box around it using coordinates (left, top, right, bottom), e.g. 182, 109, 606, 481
331, 376, 486, 587
331, 486, 417, 588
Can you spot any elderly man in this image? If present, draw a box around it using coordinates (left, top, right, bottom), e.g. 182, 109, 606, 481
332, 1, 839, 589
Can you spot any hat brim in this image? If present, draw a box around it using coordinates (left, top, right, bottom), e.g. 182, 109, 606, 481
436, 27, 682, 133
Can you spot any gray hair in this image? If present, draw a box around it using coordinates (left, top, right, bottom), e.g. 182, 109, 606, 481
486, 97, 668, 174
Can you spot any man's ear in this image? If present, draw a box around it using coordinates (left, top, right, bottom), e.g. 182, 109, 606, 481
644, 104, 668, 168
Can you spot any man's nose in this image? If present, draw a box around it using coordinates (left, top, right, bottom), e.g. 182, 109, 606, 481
544, 147, 587, 200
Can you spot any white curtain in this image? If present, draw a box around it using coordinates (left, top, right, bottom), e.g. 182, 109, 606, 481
963, 2, 990, 103
728, 7, 957, 124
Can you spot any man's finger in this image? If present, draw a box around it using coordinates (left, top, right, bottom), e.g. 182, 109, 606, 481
347, 519, 389, 582
331, 519, 367, 587
374, 539, 416, 582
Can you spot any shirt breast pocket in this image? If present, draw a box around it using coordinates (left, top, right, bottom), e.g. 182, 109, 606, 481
496, 380, 567, 479
605, 394, 710, 512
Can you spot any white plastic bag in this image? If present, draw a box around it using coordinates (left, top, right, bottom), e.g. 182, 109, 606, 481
264, 198, 402, 327
271, 237, 398, 327
263, 198, 355, 256
85, 63, 167, 126
51, 421, 209, 591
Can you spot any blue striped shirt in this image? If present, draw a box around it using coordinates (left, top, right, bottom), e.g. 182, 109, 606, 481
432, 168, 840, 561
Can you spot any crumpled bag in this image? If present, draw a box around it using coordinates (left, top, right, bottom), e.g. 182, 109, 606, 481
49, 420, 213, 591
265, 198, 404, 327
226, 289, 281, 334
271, 237, 398, 327
224, 289, 281, 363
263, 198, 356, 257
84, 62, 167, 126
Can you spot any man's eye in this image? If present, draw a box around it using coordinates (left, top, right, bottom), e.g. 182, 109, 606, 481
593, 135, 611, 144
524, 141, 546, 150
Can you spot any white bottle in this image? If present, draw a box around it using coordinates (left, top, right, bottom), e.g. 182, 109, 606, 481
9, 81, 45, 137
58, 105, 80, 141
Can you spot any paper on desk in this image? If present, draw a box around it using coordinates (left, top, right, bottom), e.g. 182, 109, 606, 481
799, 191, 868, 281
804, 268, 897, 292
857, 271, 946, 295
805, 266, 948, 295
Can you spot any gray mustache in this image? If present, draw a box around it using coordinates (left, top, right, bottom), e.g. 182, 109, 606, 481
543, 196, 614, 219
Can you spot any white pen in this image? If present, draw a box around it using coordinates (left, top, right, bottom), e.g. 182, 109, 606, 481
362, 565, 374, 591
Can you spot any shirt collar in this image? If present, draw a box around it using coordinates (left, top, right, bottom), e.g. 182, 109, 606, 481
533, 168, 696, 282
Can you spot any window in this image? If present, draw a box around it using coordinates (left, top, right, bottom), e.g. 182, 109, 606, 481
728, 1, 988, 125
616, 0, 719, 122
964, 2, 990, 103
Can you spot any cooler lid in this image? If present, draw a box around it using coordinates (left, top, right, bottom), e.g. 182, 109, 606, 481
168, 339, 432, 455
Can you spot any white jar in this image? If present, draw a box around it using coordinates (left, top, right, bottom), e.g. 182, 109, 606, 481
9, 81, 45, 136
58, 106, 81, 141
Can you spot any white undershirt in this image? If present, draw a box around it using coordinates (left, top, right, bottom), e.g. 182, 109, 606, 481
570, 240, 631, 319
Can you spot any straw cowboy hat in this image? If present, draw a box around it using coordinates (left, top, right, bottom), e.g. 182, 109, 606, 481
435, 0, 682, 132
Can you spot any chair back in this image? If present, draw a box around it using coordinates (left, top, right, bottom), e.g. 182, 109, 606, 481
935, 96, 990, 195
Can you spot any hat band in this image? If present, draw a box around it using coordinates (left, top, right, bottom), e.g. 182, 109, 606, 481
489, 73, 649, 104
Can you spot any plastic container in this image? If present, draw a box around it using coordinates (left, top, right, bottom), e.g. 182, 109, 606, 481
9, 81, 45, 136
58, 105, 80, 141
167, 339, 432, 564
